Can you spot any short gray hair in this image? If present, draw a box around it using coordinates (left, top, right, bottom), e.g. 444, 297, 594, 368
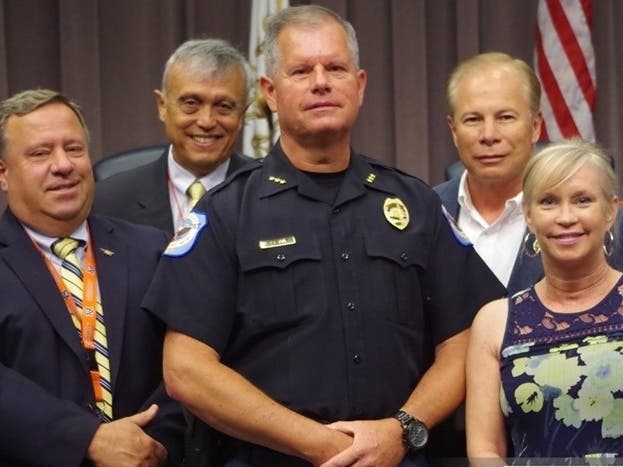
162, 38, 254, 104
0, 88, 89, 158
263, 5, 360, 77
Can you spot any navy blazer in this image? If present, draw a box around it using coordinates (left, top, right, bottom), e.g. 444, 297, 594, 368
93, 149, 257, 236
0, 210, 185, 466
434, 175, 543, 295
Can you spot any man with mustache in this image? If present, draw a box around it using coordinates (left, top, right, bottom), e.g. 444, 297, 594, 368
94, 38, 255, 236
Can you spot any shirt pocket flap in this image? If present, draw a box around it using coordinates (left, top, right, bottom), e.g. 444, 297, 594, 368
239, 234, 322, 271
363, 229, 427, 269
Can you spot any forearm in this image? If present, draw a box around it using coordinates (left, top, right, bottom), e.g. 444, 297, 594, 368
466, 300, 508, 461
163, 331, 351, 465
401, 329, 469, 427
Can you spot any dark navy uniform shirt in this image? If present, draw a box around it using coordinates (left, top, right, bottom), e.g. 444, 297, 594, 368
144, 143, 505, 423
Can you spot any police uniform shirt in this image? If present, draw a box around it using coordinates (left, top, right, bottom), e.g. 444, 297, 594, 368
143, 143, 506, 422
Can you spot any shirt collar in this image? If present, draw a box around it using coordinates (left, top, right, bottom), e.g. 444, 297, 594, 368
167, 145, 231, 194
23, 221, 89, 255
457, 171, 523, 217
259, 141, 394, 203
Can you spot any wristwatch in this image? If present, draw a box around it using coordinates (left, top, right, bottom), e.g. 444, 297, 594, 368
393, 410, 429, 451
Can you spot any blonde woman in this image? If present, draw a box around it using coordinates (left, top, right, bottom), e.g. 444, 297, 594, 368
467, 138, 623, 464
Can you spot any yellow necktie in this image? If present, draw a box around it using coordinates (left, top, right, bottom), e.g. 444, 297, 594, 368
186, 179, 206, 211
52, 237, 113, 420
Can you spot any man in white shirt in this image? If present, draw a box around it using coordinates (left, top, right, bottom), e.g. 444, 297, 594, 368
93, 38, 257, 235
432, 52, 543, 462
435, 52, 543, 294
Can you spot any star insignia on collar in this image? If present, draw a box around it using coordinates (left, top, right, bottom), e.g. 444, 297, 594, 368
268, 175, 287, 185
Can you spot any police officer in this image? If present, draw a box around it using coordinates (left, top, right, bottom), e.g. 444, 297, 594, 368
143, 5, 505, 466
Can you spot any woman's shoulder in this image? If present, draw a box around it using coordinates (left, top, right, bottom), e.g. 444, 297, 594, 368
471, 297, 510, 352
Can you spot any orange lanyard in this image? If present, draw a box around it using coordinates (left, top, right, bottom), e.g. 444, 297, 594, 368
168, 174, 187, 229
36, 233, 99, 350
33, 232, 107, 406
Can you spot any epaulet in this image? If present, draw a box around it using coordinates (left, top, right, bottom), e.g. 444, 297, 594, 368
210, 158, 263, 195
364, 155, 429, 187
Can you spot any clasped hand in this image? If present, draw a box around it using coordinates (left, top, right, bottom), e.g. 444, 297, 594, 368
87, 403, 167, 467
319, 418, 408, 467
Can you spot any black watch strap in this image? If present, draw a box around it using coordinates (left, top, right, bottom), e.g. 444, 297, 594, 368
393, 410, 429, 451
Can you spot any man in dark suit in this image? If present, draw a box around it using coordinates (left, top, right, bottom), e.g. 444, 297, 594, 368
434, 52, 544, 295
93, 38, 256, 236
430, 52, 543, 463
0, 89, 184, 466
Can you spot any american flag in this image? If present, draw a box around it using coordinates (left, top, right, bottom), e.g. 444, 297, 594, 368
534, 0, 596, 142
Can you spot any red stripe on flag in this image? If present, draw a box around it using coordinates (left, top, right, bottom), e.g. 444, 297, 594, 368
580, 0, 592, 25
535, 26, 581, 137
545, 0, 595, 109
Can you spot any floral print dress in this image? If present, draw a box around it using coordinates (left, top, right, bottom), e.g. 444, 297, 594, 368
500, 277, 623, 464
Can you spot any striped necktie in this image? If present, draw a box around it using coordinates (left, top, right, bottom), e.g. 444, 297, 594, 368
186, 179, 206, 211
52, 237, 113, 420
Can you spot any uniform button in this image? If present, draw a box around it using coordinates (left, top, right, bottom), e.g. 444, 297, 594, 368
340, 252, 350, 260
353, 354, 361, 364
333, 207, 340, 214
347, 302, 356, 311
276, 253, 286, 261
400, 252, 408, 261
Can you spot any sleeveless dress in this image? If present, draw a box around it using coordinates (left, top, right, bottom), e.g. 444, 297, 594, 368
500, 276, 623, 464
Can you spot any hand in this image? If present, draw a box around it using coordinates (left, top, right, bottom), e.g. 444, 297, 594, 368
319, 418, 407, 467
87, 404, 168, 467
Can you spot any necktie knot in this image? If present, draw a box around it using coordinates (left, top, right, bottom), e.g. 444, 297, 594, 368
52, 237, 81, 260
186, 180, 206, 209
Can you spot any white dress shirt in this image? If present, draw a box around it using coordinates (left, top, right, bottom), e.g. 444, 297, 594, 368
167, 147, 230, 232
456, 172, 525, 287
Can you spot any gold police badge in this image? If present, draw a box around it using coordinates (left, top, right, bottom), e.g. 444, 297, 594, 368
383, 197, 409, 230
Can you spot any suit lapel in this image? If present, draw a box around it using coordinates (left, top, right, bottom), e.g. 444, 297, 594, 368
0, 211, 87, 367
88, 216, 128, 394
508, 229, 544, 294
134, 153, 175, 234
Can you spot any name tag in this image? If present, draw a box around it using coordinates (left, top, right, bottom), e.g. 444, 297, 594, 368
258, 236, 296, 249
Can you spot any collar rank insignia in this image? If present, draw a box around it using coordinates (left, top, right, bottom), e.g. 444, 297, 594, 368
366, 173, 376, 183
268, 175, 287, 185
383, 197, 410, 230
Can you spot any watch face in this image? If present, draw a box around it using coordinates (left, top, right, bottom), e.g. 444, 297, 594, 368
406, 421, 429, 450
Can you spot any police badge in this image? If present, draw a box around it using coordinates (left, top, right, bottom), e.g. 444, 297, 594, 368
383, 197, 410, 230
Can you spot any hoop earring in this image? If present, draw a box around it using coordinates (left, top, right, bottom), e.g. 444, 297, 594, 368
604, 229, 615, 257
523, 231, 540, 258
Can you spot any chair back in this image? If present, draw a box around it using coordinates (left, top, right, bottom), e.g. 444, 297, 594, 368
94, 144, 167, 181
